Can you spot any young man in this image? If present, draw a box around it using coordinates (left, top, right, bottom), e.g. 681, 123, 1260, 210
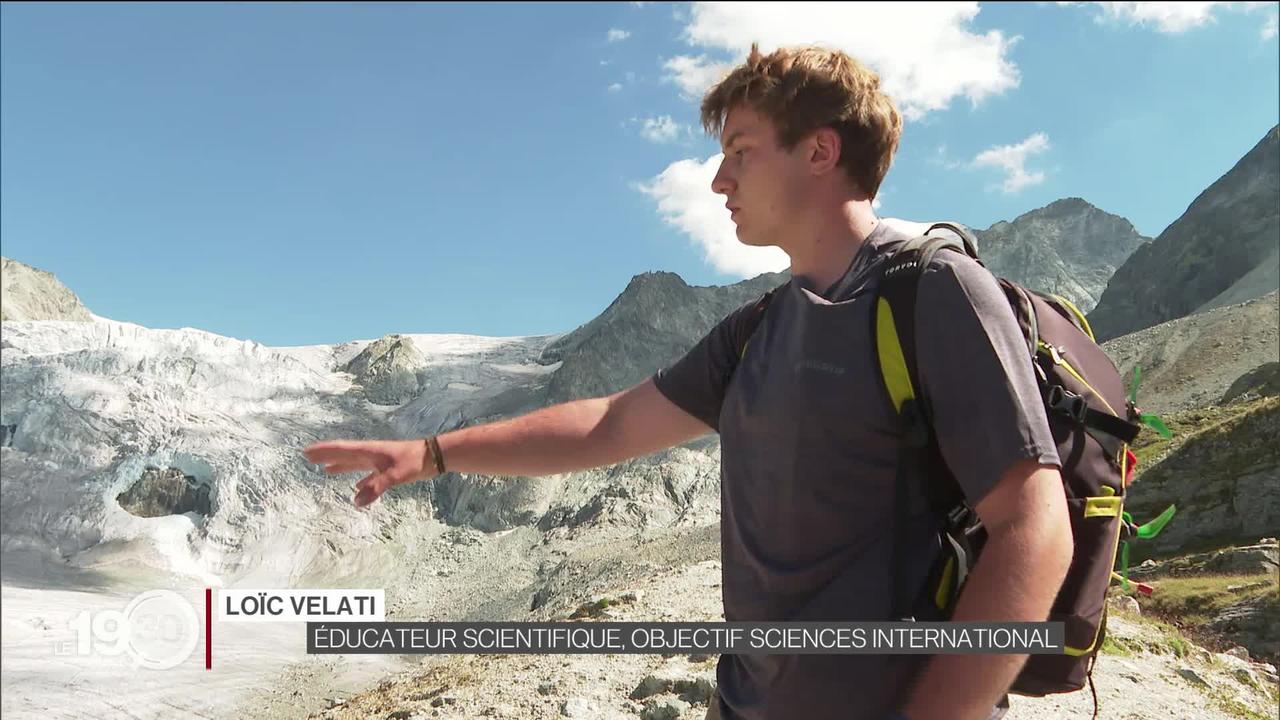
304, 44, 1072, 720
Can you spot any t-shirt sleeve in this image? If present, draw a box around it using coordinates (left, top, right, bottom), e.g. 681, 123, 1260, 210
915, 253, 1061, 507
650, 296, 763, 433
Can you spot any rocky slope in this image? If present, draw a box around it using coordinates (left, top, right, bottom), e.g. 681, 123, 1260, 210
1100, 292, 1279, 415
1195, 244, 1280, 315
1089, 125, 1280, 341
0, 256, 94, 322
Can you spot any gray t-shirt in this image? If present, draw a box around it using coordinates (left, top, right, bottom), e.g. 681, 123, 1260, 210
652, 221, 1061, 720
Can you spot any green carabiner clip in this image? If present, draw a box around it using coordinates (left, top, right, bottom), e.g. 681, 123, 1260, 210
1136, 504, 1177, 539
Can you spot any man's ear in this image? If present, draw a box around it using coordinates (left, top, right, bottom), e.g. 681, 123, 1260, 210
808, 127, 842, 176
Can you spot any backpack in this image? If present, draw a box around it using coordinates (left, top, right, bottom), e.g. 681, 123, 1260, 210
734, 222, 1174, 707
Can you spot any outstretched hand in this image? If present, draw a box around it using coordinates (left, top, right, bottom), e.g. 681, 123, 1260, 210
302, 439, 430, 508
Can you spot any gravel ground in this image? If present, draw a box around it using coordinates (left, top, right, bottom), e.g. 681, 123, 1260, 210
222, 523, 1277, 720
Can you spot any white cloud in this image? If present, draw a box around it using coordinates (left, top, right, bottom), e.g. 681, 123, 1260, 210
662, 3, 1021, 120
1059, 2, 1277, 34
608, 83, 623, 93
607, 28, 631, 43
639, 116, 686, 144
1068, 2, 1221, 32
1264, 11, 1278, 39
972, 132, 1051, 194
636, 155, 790, 277
636, 155, 918, 275
663, 55, 737, 100
600, 60, 612, 66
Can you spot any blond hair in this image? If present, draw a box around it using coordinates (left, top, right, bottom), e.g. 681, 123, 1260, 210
701, 43, 902, 198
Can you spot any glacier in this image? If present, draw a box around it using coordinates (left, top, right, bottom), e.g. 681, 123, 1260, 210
0, 314, 577, 718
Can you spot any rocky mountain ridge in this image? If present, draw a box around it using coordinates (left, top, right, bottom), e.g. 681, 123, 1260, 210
1089, 125, 1280, 341
0, 256, 94, 322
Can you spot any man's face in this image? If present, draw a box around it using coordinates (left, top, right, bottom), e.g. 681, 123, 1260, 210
711, 105, 811, 248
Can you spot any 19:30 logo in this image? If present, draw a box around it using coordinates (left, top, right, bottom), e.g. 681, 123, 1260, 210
66, 590, 200, 670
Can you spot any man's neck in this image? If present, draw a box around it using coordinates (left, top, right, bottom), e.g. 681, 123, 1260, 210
787, 203, 880, 296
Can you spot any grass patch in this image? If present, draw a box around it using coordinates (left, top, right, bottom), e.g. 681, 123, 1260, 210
1100, 634, 1134, 657
1112, 612, 1193, 656
1165, 632, 1189, 658
1131, 434, 1175, 471
1124, 571, 1279, 662
1129, 396, 1277, 473
1199, 682, 1276, 720
1137, 572, 1278, 628
569, 596, 616, 619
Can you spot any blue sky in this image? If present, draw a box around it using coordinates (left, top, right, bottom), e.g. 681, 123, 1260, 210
3, 2, 1277, 347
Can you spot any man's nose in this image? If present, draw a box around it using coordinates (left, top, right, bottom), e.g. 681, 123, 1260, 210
710, 158, 734, 196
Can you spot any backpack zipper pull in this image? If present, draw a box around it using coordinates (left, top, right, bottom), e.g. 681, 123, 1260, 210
1040, 341, 1064, 365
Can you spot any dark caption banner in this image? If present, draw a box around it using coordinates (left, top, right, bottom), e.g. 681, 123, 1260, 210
306, 622, 1065, 655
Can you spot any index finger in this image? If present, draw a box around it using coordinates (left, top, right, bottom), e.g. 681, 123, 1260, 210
302, 440, 370, 464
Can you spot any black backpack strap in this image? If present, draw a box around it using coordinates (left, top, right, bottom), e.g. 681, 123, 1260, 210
924, 222, 983, 266
876, 226, 980, 426
876, 225, 980, 620
1044, 384, 1141, 446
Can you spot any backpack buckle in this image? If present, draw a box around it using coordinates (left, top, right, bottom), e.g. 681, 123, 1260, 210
945, 504, 972, 531
1047, 385, 1088, 424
